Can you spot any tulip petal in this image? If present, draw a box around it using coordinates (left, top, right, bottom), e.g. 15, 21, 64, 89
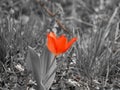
49, 32, 57, 39
46, 32, 77, 55
56, 35, 67, 54
47, 33, 57, 55
65, 38, 77, 51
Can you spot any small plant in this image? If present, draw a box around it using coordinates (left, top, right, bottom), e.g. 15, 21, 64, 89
26, 32, 77, 90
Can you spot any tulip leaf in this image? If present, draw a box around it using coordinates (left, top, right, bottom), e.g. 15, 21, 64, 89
40, 47, 57, 90
26, 46, 56, 90
26, 46, 45, 90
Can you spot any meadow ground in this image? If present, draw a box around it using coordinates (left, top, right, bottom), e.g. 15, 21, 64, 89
0, 0, 120, 90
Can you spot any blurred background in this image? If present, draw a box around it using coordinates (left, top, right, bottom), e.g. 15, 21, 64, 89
0, 0, 120, 90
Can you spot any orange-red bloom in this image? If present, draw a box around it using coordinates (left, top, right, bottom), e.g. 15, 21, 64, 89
47, 32, 77, 56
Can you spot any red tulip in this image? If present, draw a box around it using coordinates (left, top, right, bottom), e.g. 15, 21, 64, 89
47, 32, 77, 56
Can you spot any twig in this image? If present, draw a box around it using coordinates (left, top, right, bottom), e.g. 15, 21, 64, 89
35, 0, 71, 33
43, 6, 57, 17
56, 19, 70, 33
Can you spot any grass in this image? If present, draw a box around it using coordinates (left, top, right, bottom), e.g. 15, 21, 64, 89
0, 0, 120, 90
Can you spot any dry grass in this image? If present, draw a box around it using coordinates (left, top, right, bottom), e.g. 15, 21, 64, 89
0, 0, 120, 90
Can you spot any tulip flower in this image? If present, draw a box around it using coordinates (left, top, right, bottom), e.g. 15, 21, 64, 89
47, 32, 77, 56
